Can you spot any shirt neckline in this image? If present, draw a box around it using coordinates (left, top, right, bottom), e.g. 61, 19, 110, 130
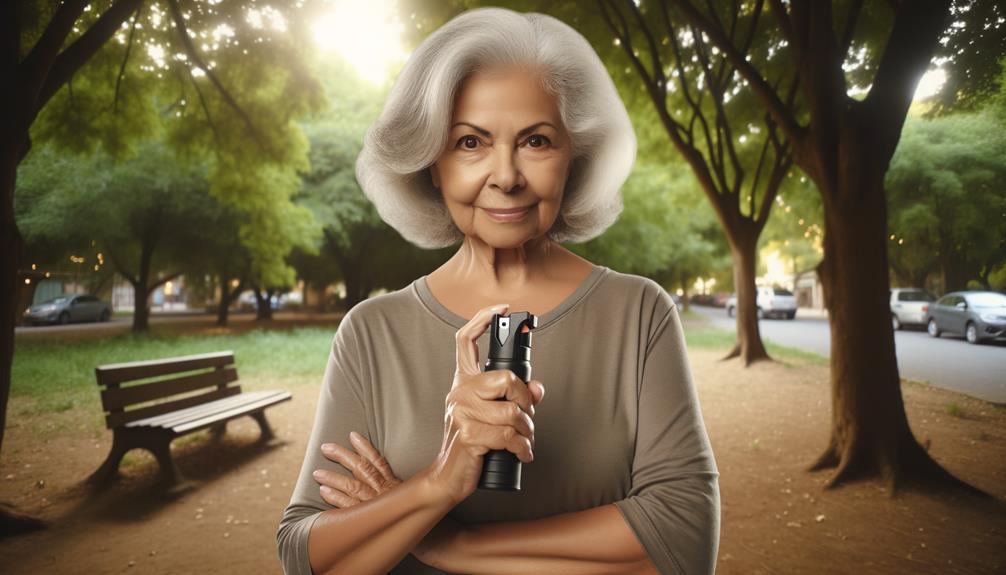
413, 264, 609, 332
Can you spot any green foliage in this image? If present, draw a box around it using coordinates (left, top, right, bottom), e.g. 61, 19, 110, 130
22, 0, 327, 289
931, 1, 1006, 114
17, 140, 215, 282
571, 160, 724, 283
886, 109, 1006, 289
290, 55, 452, 296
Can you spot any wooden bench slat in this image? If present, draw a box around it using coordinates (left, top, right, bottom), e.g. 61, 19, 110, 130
106, 387, 240, 428
171, 391, 292, 434
101, 367, 239, 411
131, 391, 272, 429
96, 351, 235, 386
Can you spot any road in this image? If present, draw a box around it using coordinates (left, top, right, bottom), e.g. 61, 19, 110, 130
689, 305, 1006, 404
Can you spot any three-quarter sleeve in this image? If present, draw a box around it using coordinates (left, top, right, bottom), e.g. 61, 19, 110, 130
612, 302, 721, 575
277, 311, 372, 575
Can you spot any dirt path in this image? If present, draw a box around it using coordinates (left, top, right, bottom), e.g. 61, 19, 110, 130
1, 349, 1003, 574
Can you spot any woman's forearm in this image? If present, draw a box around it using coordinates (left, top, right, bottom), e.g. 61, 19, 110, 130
307, 468, 451, 574
439, 503, 658, 575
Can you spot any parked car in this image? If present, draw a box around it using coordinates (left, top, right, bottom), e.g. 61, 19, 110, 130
926, 291, 1006, 344
22, 294, 112, 325
726, 287, 797, 319
889, 288, 936, 330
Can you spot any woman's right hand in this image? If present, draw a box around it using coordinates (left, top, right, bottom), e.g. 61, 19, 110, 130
423, 303, 546, 507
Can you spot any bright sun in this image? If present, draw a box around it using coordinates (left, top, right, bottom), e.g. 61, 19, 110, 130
312, 0, 409, 85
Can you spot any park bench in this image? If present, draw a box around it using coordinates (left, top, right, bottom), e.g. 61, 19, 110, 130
87, 350, 292, 489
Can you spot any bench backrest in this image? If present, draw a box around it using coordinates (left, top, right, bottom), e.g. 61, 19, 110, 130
95, 351, 240, 429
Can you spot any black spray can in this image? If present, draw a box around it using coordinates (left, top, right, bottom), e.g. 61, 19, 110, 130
477, 310, 538, 492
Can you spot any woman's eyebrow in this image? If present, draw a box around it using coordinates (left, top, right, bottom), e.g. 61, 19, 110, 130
450, 121, 558, 137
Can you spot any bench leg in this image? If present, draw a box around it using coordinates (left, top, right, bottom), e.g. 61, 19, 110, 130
251, 411, 276, 442
148, 438, 187, 488
210, 422, 227, 441
87, 433, 129, 487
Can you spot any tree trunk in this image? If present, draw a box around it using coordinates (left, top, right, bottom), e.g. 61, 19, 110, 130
216, 273, 244, 327
342, 274, 368, 310
253, 287, 274, 321
678, 277, 691, 313
722, 228, 772, 365
0, 136, 21, 472
132, 281, 150, 333
810, 163, 966, 491
130, 237, 156, 333
217, 274, 232, 327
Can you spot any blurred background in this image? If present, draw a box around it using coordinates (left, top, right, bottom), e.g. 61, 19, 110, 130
2, 1, 1004, 573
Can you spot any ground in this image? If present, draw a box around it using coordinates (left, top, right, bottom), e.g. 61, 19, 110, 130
0, 315, 1003, 574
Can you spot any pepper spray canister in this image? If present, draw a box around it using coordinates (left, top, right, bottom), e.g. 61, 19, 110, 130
478, 310, 538, 492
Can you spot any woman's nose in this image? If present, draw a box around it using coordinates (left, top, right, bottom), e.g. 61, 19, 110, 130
488, 145, 524, 192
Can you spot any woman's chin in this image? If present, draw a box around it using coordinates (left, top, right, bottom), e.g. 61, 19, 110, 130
472, 227, 545, 249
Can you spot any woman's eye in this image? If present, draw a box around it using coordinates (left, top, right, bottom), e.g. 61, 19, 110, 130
457, 135, 481, 150
526, 135, 551, 148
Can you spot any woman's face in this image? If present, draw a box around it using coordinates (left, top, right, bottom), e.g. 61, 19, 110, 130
430, 66, 573, 248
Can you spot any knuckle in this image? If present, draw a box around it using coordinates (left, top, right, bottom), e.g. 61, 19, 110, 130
507, 402, 521, 420
502, 426, 516, 441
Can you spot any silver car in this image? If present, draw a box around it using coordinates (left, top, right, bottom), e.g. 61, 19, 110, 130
726, 287, 797, 319
926, 291, 1006, 344
890, 288, 936, 330
22, 294, 112, 326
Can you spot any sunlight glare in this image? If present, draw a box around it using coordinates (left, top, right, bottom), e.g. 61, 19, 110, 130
914, 67, 946, 101
312, 0, 408, 85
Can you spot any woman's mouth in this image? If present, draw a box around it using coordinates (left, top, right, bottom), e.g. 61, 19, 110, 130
482, 204, 536, 222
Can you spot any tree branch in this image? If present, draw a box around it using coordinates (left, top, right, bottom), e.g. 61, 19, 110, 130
114, 2, 145, 114
147, 272, 181, 295
18, 0, 88, 116
187, 65, 223, 147
668, 0, 803, 145
34, 0, 145, 121
864, 0, 951, 159
167, 0, 268, 154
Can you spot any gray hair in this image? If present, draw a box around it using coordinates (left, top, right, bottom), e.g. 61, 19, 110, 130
354, 7, 637, 248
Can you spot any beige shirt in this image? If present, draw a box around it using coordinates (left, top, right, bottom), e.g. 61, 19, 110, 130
277, 264, 720, 574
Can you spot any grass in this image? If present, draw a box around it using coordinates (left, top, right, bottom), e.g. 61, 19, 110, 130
681, 324, 829, 366
945, 401, 966, 418
12, 327, 336, 407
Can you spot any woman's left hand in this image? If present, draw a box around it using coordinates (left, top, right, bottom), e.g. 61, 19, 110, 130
313, 431, 466, 571
314, 431, 402, 507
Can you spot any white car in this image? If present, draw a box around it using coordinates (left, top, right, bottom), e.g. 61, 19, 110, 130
889, 287, 936, 330
726, 287, 797, 320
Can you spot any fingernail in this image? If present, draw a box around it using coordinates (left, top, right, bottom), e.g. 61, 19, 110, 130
493, 303, 508, 310
321, 443, 336, 453
312, 470, 322, 477
350, 431, 360, 442
320, 485, 333, 494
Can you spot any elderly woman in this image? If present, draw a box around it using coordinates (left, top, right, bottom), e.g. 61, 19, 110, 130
277, 7, 719, 575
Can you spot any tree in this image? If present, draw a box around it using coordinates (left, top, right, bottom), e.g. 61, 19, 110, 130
658, 0, 992, 490
592, 0, 798, 366
3, 0, 325, 529
887, 110, 1006, 291
18, 140, 214, 332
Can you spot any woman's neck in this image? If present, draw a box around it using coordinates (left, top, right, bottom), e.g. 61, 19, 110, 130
443, 234, 561, 292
